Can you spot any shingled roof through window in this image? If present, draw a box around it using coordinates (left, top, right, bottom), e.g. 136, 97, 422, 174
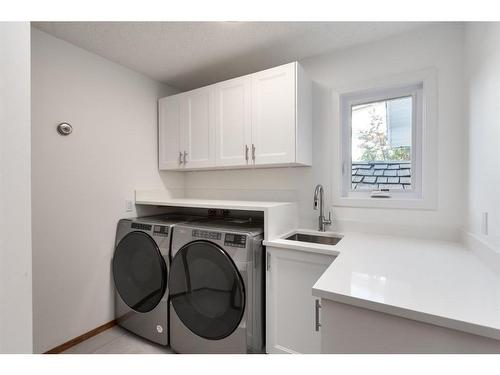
352, 162, 411, 191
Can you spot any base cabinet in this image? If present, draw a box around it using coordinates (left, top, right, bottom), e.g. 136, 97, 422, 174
265, 246, 335, 354
321, 299, 500, 354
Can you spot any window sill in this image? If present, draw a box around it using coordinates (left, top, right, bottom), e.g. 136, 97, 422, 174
333, 195, 437, 210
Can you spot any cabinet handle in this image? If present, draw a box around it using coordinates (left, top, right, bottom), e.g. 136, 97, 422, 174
252, 144, 256, 161
245, 145, 249, 162
183, 151, 188, 164
179, 151, 183, 165
315, 299, 321, 332
266, 252, 270, 271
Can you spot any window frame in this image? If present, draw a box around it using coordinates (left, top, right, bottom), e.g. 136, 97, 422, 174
341, 83, 423, 199
332, 68, 438, 210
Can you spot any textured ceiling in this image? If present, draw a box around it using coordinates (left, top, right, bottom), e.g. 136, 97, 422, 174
33, 22, 430, 91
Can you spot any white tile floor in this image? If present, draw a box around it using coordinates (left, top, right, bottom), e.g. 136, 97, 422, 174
62, 326, 174, 354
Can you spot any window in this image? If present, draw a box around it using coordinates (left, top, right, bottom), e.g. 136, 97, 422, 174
334, 70, 437, 209
339, 82, 429, 205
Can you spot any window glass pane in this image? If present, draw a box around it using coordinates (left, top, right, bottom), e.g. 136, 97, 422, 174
351, 96, 412, 192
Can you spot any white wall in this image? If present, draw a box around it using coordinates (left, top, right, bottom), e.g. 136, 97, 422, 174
31, 28, 183, 353
464, 23, 500, 252
28, 23, 471, 353
0, 22, 33, 353
184, 23, 466, 240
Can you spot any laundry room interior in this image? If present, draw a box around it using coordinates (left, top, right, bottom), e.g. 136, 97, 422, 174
2, 4, 500, 369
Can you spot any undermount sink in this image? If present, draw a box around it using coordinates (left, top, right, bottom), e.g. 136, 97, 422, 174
285, 232, 343, 246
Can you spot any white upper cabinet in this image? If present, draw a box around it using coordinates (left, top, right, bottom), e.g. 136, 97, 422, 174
251, 63, 296, 165
180, 87, 215, 169
158, 95, 182, 169
158, 62, 312, 171
214, 76, 252, 167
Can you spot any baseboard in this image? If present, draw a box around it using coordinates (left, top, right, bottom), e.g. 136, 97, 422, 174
44, 320, 117, 354
463, 231, 500, 276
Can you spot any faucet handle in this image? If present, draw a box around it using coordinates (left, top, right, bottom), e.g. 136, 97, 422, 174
325, 211, 332, 225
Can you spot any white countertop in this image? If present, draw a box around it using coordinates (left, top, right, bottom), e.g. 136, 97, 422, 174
266, 231, 500, 341
135, 190, 299, 242
135, 191, 500, 341
135, 190, 294, 211
135, 197, 291, 211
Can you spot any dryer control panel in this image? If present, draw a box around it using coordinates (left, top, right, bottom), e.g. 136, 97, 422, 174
224, 233, 247, 248
153, 225, 169, 237
131, 223, 152, 231
192, 229, 221, 240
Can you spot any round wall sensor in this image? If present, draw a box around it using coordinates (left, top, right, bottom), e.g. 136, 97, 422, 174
57, 122, 73, 136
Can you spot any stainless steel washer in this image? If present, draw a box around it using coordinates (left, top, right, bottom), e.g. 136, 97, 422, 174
112, 214, 200, 346
169, 218, 265, 353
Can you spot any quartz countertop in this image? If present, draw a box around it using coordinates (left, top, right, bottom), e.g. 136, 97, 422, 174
265, 231, 500, 341
135, 197, 293, 210
135, 191, 500, 341
134, 190, 298, 241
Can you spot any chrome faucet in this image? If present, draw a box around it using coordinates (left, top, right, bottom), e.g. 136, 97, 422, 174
313, 184, 332, 232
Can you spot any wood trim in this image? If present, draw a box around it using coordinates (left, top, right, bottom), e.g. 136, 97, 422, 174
44, 320, 117, 354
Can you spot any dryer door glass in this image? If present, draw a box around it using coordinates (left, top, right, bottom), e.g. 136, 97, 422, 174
112, 231, 167, 313
169, 240, 245, 340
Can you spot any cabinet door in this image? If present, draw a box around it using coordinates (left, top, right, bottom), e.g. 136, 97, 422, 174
180, 87, 215, 169
214, 76, 252, 167
158, 96, 182, 170
266, 247, 335, 354
251, 63, 296, 165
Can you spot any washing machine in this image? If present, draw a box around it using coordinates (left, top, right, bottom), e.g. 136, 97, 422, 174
169, 218, 265, 353
112, 213, 200, 346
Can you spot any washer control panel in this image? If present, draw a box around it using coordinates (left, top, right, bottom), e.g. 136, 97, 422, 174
192, 230, 221, 240
224, 233, 247, 248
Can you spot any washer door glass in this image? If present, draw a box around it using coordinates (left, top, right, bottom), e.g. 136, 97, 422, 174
169, 240, 245, 340
112, 231, 167, 313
